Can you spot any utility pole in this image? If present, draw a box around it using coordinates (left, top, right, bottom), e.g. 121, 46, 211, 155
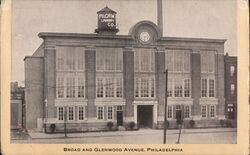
157, 0, 163, 37
163, 69, 168, 144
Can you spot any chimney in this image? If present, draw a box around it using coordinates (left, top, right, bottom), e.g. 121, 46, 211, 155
157, 0, 163, 37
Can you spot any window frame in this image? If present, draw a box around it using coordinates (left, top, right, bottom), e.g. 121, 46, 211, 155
134, 77, 155, 98
97, 106, 104, 120
67, 106, 75, 121
57, 107, 64, 121
77, 106, 85, 121
107, 106, 114, 120
201, 105, 207, 118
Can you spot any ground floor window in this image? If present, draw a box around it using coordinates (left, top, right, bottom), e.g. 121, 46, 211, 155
201, 105, 207, 118
68, 106, 75, 121
78, 106, 85, 121
58, 107, 64, 120
210, 105, 215, 118
107, 106, 114, 120
167, 106, 173, 118
184, 105, 190, 118
97, 106, 104, 120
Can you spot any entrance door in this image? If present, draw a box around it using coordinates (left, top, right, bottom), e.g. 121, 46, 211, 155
117, 111, 123, 126
137, 105, 153, 128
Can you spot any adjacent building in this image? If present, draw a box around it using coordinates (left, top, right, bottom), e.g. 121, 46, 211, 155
224, 53, 237, 125
11, 82, 25, 130
24, 6, 226, 132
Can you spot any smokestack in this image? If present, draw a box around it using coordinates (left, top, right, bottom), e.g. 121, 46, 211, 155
157, 0, 163, 37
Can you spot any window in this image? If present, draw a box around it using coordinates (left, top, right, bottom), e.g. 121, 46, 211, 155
134, 49, 155, 72
201, 51, 215, 73
96, 77, 123, 98
201, 79, 207, 97
167, 79, 173, 97
134, 77, 155, 98
231, 84, 235, 95
97, 107, 104, 120
57, 77, 64, 98
66, 77, 75, 98
78, 107, 85, 120
184, 106, 190, 118
107, 106, 114, 120
201, 105, 207, 118
68, 107, 74, 121
78, 78, 85, 98
56, 46, 85, 71
174, 79, 182, 97
201, 78, 215, 98
184, 79, 191, 97
165, 49, 190, 73
167, 106, 173, 118
230, 66, 235, 76
116, 106, 123, 111
210, 105, 215, 118
58, 107, 64, 120
105, 78, 114, 97
96, 48, 123, 71
209, 79, 215, 97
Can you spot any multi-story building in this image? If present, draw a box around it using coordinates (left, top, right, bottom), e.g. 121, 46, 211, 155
224, 53, 237, 125
24, 6, 226, 132
11, 82, 25, 130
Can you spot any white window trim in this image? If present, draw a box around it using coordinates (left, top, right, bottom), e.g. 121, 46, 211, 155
96, 77, 123, 99
167, 78, 192, 98
96, 106, 104, 120
167, 105, 173, 120
201, 78, 216, 98
184, 105, 191, 119
56, 74, 86, 99
67, 106, 75, 121
77, 106, 86, 121
201, 105, 207, 118
57, 107, 64, 121
209, 105, 216, 118
106, 106, 114, 121
134, 77, 156, 99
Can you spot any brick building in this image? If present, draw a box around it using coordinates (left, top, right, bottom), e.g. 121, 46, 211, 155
224, 53, 237, 124
24, 6, 226, 132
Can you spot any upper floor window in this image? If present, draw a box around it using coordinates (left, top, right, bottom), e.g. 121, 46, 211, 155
165, 49, 190, 73
56, 46, 85, 71
231, 84, 235, 95
230, 66, 235, 76
96, 77, 123, 98
135, 77, 155, 98
134, 48, 155, 72
167, 78, 191, 98
96, 48, 123, 72
201, 51, 215, 73
201, 78, 215, 98
56, 75, 85, 99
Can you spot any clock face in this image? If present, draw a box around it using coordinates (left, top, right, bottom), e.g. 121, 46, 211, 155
139, 31, 151, 42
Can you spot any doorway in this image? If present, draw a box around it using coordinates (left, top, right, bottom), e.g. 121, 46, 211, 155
137, 105, 153, 128
117, 111, 123, 126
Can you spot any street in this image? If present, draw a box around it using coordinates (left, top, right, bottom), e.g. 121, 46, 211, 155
12, 128, 236, 144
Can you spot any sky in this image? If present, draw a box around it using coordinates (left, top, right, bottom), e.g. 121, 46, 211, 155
12, 0, 237, 86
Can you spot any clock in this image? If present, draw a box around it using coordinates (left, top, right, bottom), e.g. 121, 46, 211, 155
139, 31, 151, 43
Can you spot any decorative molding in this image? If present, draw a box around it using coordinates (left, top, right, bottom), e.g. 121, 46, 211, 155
167, 98, 193, 105
94, 99, 126, 106
199, 98, 219, 105
133, 100, 158, 105
54, 99, 88, 106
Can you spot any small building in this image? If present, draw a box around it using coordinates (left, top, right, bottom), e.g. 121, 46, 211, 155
11, 82, 25, 130
24, 6, 226, 132
224, 53, 237, 126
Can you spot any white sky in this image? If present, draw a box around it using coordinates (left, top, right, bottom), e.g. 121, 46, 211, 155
12, 0, 237, 86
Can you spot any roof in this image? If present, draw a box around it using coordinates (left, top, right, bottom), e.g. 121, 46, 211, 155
97, 6, 116, 14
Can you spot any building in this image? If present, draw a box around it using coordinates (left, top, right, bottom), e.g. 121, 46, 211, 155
11, 82, 25, 130
24, 6, 226, 132
224, 53, 237, 126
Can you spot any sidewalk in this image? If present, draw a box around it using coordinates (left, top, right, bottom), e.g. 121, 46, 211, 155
28, 128, 236, 140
